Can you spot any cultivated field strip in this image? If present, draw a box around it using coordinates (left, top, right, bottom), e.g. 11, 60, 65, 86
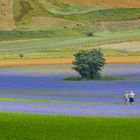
0, 30, 139, 54
94, 20, 140, 32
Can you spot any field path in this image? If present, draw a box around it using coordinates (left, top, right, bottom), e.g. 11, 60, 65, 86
0, 102, 139, 117
0, 0, 15, 30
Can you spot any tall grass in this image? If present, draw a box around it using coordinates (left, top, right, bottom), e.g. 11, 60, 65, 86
0, 113, 140, 140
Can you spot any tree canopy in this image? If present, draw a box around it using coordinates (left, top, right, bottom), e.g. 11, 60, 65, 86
73, 49, 105, 79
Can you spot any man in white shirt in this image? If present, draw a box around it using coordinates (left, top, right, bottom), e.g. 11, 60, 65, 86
129, 91, 135, 105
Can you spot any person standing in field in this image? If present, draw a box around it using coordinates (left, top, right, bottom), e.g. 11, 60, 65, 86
129, 91, 135, 105
124, 91, 129, 105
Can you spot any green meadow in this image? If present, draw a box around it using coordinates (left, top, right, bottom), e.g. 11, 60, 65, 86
0, 113, 139, 140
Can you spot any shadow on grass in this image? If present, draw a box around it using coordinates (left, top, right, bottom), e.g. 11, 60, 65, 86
64, 76, 128, 81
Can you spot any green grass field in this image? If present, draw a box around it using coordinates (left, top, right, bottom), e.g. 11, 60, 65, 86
0, 113, 140, 140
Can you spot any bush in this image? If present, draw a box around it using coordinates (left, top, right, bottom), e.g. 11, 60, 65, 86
19, 53, 24, 58
73, 49, 105, 79
86, 32, 93, 37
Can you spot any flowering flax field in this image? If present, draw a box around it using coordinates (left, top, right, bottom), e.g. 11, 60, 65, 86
0, 64, 139, 118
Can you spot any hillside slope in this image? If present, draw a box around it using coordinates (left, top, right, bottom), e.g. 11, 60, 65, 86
0, 0, 140, 30
12, 0, 140, 30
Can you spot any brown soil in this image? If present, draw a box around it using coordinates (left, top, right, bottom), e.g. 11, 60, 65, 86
63, 0, 140, 8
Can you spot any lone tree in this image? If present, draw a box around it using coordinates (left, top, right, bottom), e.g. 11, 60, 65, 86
73, 49, 105, 79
